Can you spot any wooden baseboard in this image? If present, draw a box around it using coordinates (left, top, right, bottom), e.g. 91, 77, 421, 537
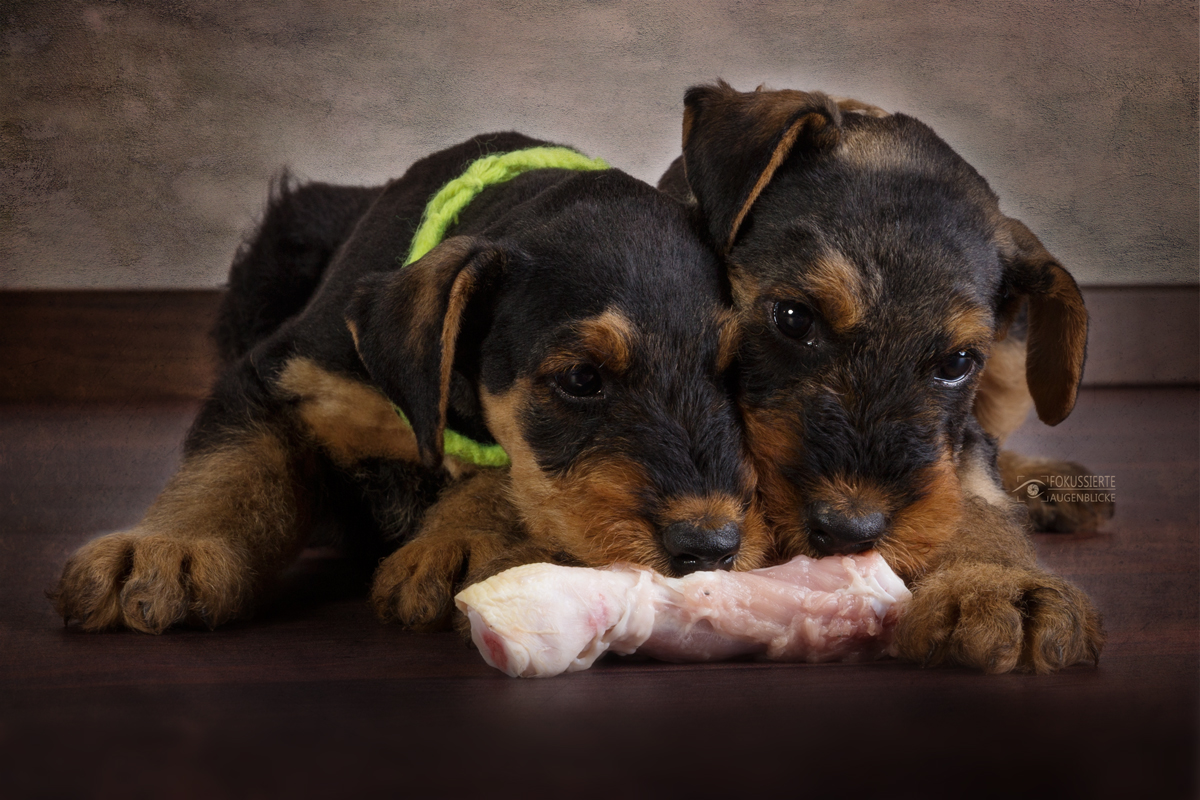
1075, 286, 1199, 386
1, 291, 222, 402
1, 286, 1196, 402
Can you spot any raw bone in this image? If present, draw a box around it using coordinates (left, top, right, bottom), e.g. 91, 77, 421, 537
454, 551, 911, 678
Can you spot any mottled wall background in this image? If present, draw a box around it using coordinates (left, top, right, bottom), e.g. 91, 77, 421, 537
2, 0, 1196, 288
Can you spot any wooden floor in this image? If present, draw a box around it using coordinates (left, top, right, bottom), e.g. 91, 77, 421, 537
1, 388, 1196, 799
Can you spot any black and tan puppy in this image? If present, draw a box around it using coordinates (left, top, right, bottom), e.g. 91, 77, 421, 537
662, 82, 1104, 672
52, 132, 770, 634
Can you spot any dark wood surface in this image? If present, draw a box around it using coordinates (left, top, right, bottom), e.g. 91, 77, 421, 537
1, 388, 1196, 799
0, 291, 222, 402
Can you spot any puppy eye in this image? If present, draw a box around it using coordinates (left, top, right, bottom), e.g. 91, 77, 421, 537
934, 351, 975, 384
773, 301, 817, 345
554, 364, 603, 398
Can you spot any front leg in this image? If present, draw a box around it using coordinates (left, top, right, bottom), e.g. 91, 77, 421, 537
894, 498, 1104, 673
51, 426, 312, 633
371, 469, 581, 634
371, 469, 519, 631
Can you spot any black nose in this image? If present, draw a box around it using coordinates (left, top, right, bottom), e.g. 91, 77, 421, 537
662, 521, 740, 575
807, 502, 887, 556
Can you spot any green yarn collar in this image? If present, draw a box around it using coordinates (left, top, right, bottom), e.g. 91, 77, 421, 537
392, 145, 610, 469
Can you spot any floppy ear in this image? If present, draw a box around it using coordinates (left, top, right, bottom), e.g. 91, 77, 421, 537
998, 218, 1089, 426
345, 235, 503, 469
681, 80, 845, 252
656, 155, 693, 204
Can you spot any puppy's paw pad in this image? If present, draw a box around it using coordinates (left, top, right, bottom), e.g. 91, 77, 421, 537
52, 532, 250, 633
896, 567, 1024, 671
898, 565, 1102, 673
894, 576, 960, 667
51, 532, 140, 630
371, 540, 466, 631
1020, 582, 1105, 673
950, 585, 1024, 673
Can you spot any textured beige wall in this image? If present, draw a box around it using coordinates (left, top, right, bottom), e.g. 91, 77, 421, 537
2, 0, 1196, 288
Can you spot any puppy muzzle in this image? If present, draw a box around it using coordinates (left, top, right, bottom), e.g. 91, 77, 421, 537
661, 520, 740, 575
806, 501, 887, 556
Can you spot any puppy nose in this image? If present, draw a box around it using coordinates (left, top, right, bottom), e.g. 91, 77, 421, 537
662, 521, 740, 575
807, 502, 887, 556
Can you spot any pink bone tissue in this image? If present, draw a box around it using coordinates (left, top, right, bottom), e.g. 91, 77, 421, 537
453, 551, 912, 678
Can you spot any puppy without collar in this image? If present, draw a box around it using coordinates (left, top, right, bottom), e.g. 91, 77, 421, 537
662, 82, 1104, 673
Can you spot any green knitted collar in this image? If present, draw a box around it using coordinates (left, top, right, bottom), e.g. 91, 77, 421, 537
393, 145, 610, 469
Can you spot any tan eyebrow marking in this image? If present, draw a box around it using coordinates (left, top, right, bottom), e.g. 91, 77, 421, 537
539, 308, 637, 376
795, 253, 871, 333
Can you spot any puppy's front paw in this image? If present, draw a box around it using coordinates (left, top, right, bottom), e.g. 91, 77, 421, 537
51, 531, 252, 633
895, 563, 1104, 673
999, 453, 1115, 532
370, 536, 470, 631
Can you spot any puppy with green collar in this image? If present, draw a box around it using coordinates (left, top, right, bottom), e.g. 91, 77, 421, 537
52, 133, 770, 633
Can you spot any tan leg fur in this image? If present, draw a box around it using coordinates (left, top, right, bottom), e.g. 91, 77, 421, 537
894, 449, 1105, 673
51, 429, 311, 633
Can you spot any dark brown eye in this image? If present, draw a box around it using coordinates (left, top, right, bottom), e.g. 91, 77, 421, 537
774, 301, 817, 344
554, 364, 603, 398
935, 351, 975, 384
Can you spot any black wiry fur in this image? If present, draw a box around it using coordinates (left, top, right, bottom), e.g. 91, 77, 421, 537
51, 132, 770, 635
666, 82, 1106, 673
215, 174, 382, 364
